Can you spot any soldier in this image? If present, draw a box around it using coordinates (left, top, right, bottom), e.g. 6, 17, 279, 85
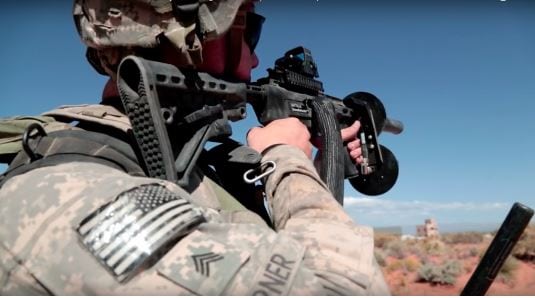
0, 0, 389, 295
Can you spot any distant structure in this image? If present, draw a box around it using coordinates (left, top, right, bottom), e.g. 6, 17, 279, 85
416, 218, 439, 238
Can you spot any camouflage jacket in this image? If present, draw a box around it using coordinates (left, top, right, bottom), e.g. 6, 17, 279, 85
0, 104, 389, 295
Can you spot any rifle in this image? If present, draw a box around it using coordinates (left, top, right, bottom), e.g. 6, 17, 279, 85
116, 46, 403, 204
247, 47, 403, 200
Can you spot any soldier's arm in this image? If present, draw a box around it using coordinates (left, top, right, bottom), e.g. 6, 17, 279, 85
246, 117, 388, 294
261, 144, 390, 295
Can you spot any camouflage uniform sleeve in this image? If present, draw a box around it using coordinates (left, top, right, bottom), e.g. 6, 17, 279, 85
260, 144, 391, 295
0, 162, 196, 295
0, 154, 388, 295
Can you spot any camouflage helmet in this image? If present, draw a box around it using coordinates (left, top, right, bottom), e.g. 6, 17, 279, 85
73, 0, 248, 77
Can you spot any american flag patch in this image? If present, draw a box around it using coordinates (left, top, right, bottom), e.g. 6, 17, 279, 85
77, 184, 205, 282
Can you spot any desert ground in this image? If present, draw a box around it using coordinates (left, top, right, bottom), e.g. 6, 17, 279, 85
375, 225, 535, 295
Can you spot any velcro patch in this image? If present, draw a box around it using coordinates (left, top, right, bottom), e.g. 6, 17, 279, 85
76, 184, 205, 282
157, 229, 251, 295
248, 233, 305, 295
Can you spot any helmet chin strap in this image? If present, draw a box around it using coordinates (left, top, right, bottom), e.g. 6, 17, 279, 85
163, 22, 203, 66
165, 0, 204, 66
171, 0, 200, 24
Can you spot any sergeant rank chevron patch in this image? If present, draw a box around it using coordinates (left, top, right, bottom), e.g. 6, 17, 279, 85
192, 252, 224, 277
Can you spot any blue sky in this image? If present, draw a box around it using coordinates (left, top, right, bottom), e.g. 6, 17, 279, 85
1, 0, 534, 231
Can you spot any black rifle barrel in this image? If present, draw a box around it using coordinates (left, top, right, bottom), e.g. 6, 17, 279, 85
461, 202, 533, 296
383, 118, 404, 135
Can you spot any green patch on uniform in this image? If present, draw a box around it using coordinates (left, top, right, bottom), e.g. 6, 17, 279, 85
248, 233, 305, 295
157, 230, 250, 295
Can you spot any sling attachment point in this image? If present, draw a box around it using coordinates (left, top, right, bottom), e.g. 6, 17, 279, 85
243, 160, 276, 184
22, 123, 47, 161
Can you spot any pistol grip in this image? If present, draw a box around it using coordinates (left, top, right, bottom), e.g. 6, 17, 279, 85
344, 145, 359, 179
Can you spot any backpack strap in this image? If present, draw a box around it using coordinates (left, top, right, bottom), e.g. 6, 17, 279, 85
1, 105, 257, 217
204, 140, 272, 224
204, 177, 248, 212
0, 127, 145, 188
0, 116, 73, 163
42, 104, 131, 132
0, 104, 131, 165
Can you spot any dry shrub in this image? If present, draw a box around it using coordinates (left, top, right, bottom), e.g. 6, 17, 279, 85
386, 259, 403, 273
374, 233, 399, 249
385, 239, 408, 259
457, 246, 481, 260
419, 254, 430, 266
469, 247, 479, 257
385, 257, 422, 273
442, 232, 484, 244
417, 260, 462, 285
512, 225, 535, 262
423, 238, 449, 256
497, 256, 519, 285
404, 257, 422, 273
405, 240, 426, 259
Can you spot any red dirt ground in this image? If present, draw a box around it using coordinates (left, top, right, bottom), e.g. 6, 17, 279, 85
381, 243, 535, 295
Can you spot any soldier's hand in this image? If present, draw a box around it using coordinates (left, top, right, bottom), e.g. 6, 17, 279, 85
341, 120, 364, 165
247, 117, 313, 158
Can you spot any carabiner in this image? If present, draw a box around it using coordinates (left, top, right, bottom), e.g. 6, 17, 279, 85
22, 123, 47, 161
243, 161, 276, 184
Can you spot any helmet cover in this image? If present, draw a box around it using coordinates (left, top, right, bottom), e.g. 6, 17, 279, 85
73, 0, 246, 76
